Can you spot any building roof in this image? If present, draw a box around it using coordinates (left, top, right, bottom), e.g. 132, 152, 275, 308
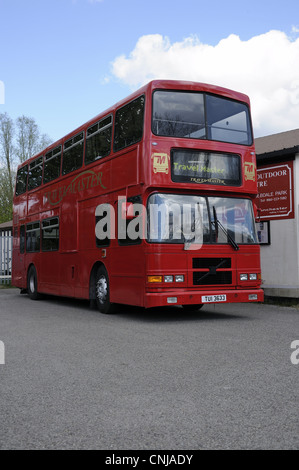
0, 220, 13, 231
255, 128, 299, 158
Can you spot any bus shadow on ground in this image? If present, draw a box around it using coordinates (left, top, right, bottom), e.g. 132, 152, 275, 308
22, 292, 250, 323
115, 304, 250, 323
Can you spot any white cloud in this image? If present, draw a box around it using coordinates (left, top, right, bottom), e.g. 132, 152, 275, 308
111, 31, 299, 137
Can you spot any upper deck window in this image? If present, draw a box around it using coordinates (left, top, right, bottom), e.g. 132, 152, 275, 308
43, 145, 62, 184
85, 115, 112, 165
62, 132, 84, 175
114, 95, 145, 152
152, 90, 252, 145
28, 156, 43, 191
15, 164, 28, 195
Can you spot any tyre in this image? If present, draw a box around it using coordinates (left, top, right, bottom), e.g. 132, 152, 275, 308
95, 266, 115, 314
182, 304, 204, 311
27, 265, 41, 300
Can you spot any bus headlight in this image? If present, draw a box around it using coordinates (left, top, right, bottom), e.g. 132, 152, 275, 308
164, 275, 174, 283
249, 273, 257, 280
175, 275, 184, 282
240, 273, 248, 281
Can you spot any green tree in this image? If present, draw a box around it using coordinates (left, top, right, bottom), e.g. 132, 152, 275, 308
0, 112, 52, 223
0, 113, 14, 200
16, 115, 51, 163
0, 168, 14, 223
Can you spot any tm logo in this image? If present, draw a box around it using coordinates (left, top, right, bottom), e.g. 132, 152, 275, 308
0, 340, 4, 365
0, 80, 4, 104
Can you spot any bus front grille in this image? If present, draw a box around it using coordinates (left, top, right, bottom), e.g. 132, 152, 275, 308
192, 258, 232, 286
193, 271, 232, 285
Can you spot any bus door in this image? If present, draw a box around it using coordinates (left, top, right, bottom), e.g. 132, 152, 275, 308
39, 216, 61, 294
59, 208, 78, 297
109, 194, 145, 306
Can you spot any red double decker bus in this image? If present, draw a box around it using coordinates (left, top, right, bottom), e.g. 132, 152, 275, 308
12, 80, 263, 313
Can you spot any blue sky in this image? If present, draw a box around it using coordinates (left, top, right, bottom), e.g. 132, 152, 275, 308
0, 0, 299, 143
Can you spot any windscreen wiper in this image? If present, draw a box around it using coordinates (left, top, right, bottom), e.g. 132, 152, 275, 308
184, 202, 203, 250
212, 206, 239, 251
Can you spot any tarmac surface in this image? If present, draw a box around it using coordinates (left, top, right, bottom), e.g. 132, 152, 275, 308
0, 289, 298, 450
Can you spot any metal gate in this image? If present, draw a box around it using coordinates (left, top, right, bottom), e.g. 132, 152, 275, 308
0, 232, 12, 285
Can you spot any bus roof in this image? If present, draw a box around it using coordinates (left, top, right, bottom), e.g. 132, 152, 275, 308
17, 79, 251, 170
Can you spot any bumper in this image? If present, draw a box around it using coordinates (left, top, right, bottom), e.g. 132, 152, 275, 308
144, 288, 264, 308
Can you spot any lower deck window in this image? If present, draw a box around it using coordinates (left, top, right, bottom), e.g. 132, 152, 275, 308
20, 225, 25, 254
42, 217, 59, 251
26, 222, 40, 252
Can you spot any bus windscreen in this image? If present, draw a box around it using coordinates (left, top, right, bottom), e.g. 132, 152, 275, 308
152, 90, 252, 145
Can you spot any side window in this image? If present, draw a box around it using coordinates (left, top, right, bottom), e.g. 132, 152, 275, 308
85, 115, 112, 165
114, 95, 145, 153
43, 145, 62, 184
28, 156, 43, 191
42, 217, 59, 251
15, 165, 28, 195
62, 132, 84, 175
26, 222, 40, 252
20, 225, 25, 254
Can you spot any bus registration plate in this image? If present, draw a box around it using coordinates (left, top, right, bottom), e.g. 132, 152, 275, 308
201, 294, 227, 303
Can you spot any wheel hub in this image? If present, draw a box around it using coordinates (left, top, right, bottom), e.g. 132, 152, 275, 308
30, 276, 35, 293
96, 276, 108, 304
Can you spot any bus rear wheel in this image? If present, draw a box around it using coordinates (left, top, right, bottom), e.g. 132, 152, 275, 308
95, 266, 115, 314
182, 304, 204, 311
27, 266, 41, 300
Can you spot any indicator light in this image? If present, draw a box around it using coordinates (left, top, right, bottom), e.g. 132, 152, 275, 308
148, 275, 162, 283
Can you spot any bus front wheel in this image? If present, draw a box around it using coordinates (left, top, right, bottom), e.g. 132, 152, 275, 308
95, 266, 115, 314
27, 266, 41, 300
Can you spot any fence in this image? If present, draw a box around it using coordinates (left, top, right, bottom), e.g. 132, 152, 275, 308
0, 231, 12, 285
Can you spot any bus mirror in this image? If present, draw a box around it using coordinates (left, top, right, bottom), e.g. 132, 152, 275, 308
255, 206, 261, 222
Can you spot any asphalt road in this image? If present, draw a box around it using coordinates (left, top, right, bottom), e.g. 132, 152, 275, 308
0, 288, 298, 450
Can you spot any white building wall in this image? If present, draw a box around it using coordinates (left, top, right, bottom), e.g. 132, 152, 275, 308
295, 154, 299, 290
